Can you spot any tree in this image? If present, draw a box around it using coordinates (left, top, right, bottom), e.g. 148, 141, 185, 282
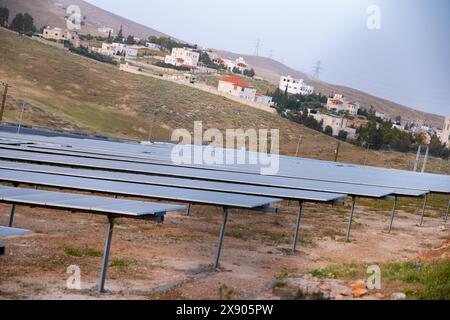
243, 68, 255, 78
324, 126, 333, 136
125, 35, 135, 45
10, 12, 36, 34
106, 30, 112, 43
22, 13, 35, 33
429, 134, 449, 159
338, 130, 348, 141
115, 25, 123, 42
232, 66, 241, 74
10, 13, 23, 32
0, 7, 9, 27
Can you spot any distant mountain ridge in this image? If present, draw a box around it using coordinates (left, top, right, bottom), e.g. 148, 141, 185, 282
0, 0, 444, 127
0, 0, 168, 38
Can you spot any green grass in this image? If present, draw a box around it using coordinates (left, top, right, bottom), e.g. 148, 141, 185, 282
110, 258, 130, 269
62, 245, 102, 257
218, 283, 236, 300
307, 259, 450, 300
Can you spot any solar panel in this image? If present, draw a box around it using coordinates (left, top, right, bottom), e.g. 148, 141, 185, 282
0, 169, 282, 209
0, 186, 185, 217
0, 226, 32, 238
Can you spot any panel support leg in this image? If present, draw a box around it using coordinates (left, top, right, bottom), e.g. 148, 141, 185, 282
345, 197, 356, 242
186, 203, 192, 216
387, 196, 398, 233
292, 201, 303, 253
7, 204, 16, 227
444, 199, 449, 223
213, 207, 229, 269
99, 215, 115, 294
418, 194, 428, 227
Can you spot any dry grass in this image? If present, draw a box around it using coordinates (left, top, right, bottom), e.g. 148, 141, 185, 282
0, 28, 448, 174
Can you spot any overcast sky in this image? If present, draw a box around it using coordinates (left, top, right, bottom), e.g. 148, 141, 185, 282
85, 0, 449, 117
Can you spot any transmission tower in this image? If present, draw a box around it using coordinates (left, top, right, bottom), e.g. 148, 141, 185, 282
313, 60, 322, 79
254, 38, 262, 56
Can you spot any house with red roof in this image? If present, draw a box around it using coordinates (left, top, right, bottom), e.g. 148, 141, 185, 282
217, 75, 257, 101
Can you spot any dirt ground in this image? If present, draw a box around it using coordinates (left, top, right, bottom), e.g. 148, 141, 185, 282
0, 197, 448, 300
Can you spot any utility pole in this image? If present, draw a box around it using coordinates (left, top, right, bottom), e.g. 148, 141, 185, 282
295, 135, 302, 157
17, 101, 25, 134
363, 143, 371, 165
413, 145, 422, 172
148, 105, 165, 142
421, 146, 429, 173
334, 141, 341, 162
0, 83, 9, 122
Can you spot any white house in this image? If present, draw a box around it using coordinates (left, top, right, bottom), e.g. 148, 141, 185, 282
222, 57, 250, 73
97, 26, 114, 35
217, 75, 257, 101
279, 76, 314, 95
164, 47, 200, 68
326, 94, 360, 115
146, 42, 163, 50
439, 117, 450, 148
255, 94, 274, 106
94, 42, 137, 59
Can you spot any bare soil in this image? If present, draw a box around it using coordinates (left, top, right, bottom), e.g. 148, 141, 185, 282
0, 198, 448, 300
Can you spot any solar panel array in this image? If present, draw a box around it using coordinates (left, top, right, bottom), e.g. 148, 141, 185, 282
0, 130, 448, 293
0, 131, 448, 194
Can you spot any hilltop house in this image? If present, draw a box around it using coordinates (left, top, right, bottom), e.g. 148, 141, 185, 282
279, 76, 314, 95
222, 57, 250, 73
42, 27, 80, 47
309, 110, 357, 139
93, 43, 138, 59
217, 75, 257, 101
164, 48, 200, 68
326, 94, 360, 116
97, 26, 114, 35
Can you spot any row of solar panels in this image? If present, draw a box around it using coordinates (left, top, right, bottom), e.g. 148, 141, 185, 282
0, 186, 185, 217
0, 131, 448, 194
0, 149, 427, 199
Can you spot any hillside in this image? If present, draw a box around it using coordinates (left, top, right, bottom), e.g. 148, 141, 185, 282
216, 50, 444, 128
1, 0, 444, 127
0, 28, 448, 175
0, 0, 168, 38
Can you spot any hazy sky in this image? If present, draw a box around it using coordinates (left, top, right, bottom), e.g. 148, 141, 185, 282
85, 0, 449, 117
